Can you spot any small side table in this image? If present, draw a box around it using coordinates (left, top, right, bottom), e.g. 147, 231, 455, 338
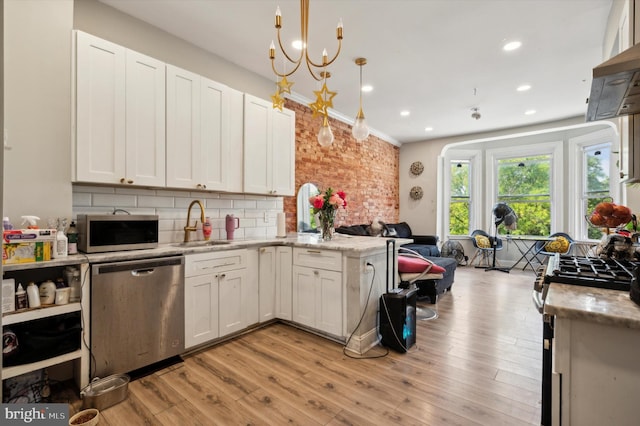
506, 235, 555, 273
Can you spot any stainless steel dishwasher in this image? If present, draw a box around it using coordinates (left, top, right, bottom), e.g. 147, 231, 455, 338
91, 255, 185, 378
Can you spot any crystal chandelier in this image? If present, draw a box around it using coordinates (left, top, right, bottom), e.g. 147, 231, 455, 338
269, 0, 343, 146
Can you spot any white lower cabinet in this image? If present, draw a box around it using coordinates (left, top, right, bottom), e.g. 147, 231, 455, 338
184, 272, 219, 348
218, 268, 247, 337
275, 247, 293, 320
292, 248, 343, 336
259, 246, 293, 322
552, 316, 640, 425
184, 250, 248, 349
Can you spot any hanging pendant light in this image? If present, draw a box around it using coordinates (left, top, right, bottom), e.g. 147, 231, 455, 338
352, 57, 370, 142
317, 115, 334, 147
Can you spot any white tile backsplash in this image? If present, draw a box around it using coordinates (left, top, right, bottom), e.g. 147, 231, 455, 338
72, 185, 283, 243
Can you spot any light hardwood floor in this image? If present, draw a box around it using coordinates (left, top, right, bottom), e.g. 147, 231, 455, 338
79, 266, 542, 425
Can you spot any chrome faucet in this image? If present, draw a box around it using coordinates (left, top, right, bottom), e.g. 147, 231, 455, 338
184, 200, 206, 243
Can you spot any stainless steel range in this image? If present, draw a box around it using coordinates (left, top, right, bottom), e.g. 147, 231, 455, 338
532, 254, 637, 425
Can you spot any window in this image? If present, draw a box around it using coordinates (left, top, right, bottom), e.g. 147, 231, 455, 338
583, 144, 611, 239
449, 160, 470, 235
496, 155, 551, 236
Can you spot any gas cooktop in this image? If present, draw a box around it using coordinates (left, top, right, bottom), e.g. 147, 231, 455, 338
545, 255, 638, 291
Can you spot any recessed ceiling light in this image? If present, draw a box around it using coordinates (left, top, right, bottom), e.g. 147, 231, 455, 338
525, 109, 536, 115
517, 84, 531, 92
400, 110, 410, 117
361, 85, 373, 93
424, 127, 434, 132
292, 40, 304, 50
503, 40, 522, 51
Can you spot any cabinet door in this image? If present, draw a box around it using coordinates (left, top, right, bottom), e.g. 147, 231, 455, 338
271, 107, 296, 196
125, 50, 166, 187
200, 77, 230, 191
75, 31, 126, 184
316, 269, 343, 336
292, 265, 317, 328
219, 269, 247, 337
227, 88, 244, 193
259, 247, 276, 322
243, 94, 272, 194
185, 274, 219, 349
276, 246, 293, 320
166, 65, 201, 189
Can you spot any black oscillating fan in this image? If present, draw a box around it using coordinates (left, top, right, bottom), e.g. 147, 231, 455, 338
441, 240, 468, 266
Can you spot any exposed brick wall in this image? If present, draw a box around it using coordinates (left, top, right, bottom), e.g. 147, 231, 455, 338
284, 99, 400, 232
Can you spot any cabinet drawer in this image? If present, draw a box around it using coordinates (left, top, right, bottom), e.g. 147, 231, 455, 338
185, 250, 247, 277
293, 248, 342, 271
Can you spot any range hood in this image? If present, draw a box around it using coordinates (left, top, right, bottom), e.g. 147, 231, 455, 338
587, 43, 640, 121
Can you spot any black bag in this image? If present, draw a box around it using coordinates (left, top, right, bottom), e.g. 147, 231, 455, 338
3, 312, 81, 366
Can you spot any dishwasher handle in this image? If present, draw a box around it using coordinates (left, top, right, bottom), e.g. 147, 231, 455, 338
131, 268, 155, 276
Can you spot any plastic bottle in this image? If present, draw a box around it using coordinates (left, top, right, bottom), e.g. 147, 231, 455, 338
21, 216, 40, 229
3, 217, 13, 230
15, 284, 27, 310
26, 282, 40, 308
53, 227, 68, 259
39, 280, 56, 305
67, 221, 78, 255
69, 268, 81, 303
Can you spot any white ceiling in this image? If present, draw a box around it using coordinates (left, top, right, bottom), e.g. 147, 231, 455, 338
99, 0, 613, 144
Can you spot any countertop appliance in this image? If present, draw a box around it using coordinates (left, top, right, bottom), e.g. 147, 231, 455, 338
532, 254, 637, 425
90, 255, 184, 378
77, 214, 159, 253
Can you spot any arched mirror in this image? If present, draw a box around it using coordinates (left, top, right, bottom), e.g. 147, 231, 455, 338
297, 183, 319, 232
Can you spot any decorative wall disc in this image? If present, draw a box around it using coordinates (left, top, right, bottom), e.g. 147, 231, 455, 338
410, 186, 424, 200
410, 161, 424, 176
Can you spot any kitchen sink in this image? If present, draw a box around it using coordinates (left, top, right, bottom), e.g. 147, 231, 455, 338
172, 240, 231, 247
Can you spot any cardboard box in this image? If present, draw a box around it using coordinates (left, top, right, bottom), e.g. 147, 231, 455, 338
2, 229, 55, 264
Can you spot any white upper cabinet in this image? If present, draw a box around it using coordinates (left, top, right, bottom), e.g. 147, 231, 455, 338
166, 65, 201, 189
75, 31, 165, 186
243, 94, 295, 196
166, 67, 243, 192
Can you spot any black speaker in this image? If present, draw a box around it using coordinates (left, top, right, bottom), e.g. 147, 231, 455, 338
379, 287, 417, 353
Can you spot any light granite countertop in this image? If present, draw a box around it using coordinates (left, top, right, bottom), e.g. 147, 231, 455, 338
3, 234, 412, 271
545, 283, 640, 329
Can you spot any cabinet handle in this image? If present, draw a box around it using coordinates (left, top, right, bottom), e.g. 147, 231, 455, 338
306, 250, 322, 254
119, 178, 134, 184
220, 273, 226, 278
621, 172, 627, 179
314, 270, 319, 275
197, 183, 207, 189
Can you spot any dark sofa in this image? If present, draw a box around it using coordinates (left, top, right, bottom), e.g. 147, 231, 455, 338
336, 222, 456, 303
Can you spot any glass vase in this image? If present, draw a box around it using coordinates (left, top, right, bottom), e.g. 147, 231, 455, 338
318, 210, 336, 241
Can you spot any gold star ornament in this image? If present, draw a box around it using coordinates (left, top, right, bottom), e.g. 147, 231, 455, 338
271, 90, 284, 111
277, 76, 294, 94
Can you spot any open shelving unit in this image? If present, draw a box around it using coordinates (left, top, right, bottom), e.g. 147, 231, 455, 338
2, 257, 90, 401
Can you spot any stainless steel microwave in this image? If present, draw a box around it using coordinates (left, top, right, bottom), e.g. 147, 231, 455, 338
77, 214, 159, 253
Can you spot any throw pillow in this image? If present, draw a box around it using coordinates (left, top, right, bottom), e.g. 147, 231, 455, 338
475, 235, 491, 248
544, 236, 570, 253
